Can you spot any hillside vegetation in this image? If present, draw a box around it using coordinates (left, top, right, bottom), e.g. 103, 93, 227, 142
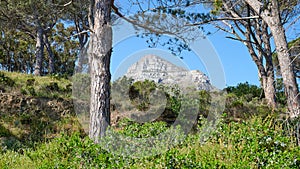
0, 71, 299, 168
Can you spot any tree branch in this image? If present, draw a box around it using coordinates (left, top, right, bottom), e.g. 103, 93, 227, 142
225, 36, 254, 45
62, 0, 73, 7
71, 30, 90, 38
111, 4, 186, 39
286, 15, 300, 31
185, 16, 260, 26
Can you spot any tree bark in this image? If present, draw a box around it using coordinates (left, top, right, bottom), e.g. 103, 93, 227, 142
249, 48, 276, 108
88, 0, 112, 143
245, 0, 300, 118
33, 25, 44, 76
259, 68, 276, 107
261, 20, 276, 108
245, 21, 276, 108
265, 62, 276, 108
43, 34, 55, 74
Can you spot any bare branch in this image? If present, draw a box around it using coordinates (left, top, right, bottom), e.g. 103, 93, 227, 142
185, 16, 260, 26
112, 4, 189, 41
71, 30, 90, 38
286, 15, 300, 31
225, 36, 253, 44
62, 1, 73, 7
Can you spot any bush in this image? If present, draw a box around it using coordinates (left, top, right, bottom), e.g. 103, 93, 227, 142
0, 72, 15, 92
226, 82, 263, 102
26, 78, 35, 86
20, 86, 36, 96
1, 115, 300, 168
129, 80, 157, 111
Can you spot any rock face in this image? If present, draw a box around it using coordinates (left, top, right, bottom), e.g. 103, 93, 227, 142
125, 55, 212, 91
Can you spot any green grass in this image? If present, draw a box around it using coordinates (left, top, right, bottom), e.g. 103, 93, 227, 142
0, 71, 72, 98
0, 71, 299, 168
0, 71, 82, 150
0, 116, 299, 169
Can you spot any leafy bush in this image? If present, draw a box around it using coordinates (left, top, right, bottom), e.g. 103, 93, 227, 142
20, 86, 36, 96
0, 72, 15, 92
111, 76, 134, 111
129, 80, 157, 111
1, 115, 300, 168
0, 72, 15, 87
206, 116, 300, 168
275, 78, 287, 105
118, 119, 169, 138
26, 78, 35, 86
1, 72, 299, 168
226, 82, 263, 102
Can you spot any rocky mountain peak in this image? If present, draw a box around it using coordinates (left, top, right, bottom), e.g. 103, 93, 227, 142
124, 55, 212, 91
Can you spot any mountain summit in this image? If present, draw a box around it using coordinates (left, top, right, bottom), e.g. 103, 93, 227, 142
124, 55, 212, 90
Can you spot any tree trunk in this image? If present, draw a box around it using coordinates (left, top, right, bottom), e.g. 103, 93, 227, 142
33, 25, 44, 76
245, 0, 300, 118
270, 23, 300, 117
43, 34, 55, 74
249, 45, 276, 107
220, 1, 277, 108
76, 47, 84, 73
88, 0, 112, 143
259, 67, 276, 108
74, 16, 89, 73
265, 65, 276, 108
262, 21, 276, 108
244, 28, 276, 107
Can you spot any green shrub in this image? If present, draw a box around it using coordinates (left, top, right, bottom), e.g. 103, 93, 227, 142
226, 82, 263, 101
120, 119, 168, 138
20, 86, 36, 96
26, 78, 35, 86
45, 82, 60, 92
0, 72, 15, 92
1, 72, 300, 168
1, 115, 300, 168
275, 78, 287, 105
129, 80, 157, 111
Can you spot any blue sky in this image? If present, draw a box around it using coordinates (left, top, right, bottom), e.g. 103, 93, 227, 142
109, 1, 299, 89
208, 30, 259, 86
110, 19, 259, 89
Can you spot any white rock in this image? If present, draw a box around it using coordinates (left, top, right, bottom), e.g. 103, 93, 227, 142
125, 55, 212, 91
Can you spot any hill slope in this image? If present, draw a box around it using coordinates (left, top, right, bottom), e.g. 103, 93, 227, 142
125, 55, 212, 91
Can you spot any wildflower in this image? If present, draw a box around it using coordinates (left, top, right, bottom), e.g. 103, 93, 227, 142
266, 137, 272, 143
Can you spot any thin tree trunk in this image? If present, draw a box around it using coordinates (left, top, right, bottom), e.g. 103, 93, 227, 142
76, 47, 84, 73
33, 25, 44, 76
74, 15, 89, 73
88, 0, 112, 143
259, 66, 276, 108
245, 0, 300, 118
270, 24, 300, 117
262, 21, 276, 108
6, 50, 10, 71
220, 1, 277, 108
244, 25, 276, 107
266, 1, 299, 117
76, 45, 89, 73
265, 65, 276, 108
43, 34, 55, 74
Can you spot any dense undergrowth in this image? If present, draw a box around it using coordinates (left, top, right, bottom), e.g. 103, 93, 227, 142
0, 71, 299, 168
0, 71, 71, 99
1, 117, 299, 168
